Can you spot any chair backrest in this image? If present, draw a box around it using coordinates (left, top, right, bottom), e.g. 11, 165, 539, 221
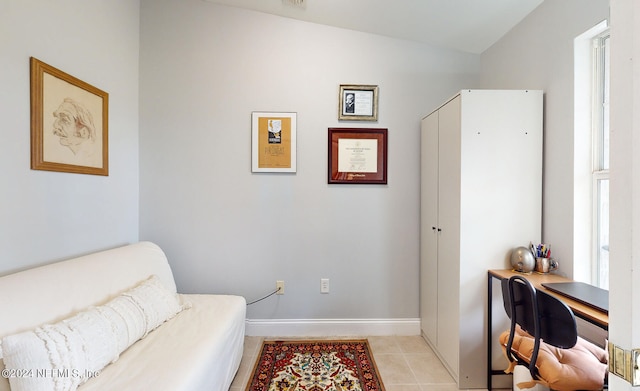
501, 275, 578, 378
536, 287, 578, 348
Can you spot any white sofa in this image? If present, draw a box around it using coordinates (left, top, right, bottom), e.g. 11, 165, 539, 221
0, 241, 246, 391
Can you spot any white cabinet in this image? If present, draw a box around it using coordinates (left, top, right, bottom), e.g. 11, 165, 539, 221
420, 90, 542, 388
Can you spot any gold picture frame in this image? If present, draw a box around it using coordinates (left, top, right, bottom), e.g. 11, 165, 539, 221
251, 111, 297, 173
30, 57, 109, 175
338, 84, 379, 121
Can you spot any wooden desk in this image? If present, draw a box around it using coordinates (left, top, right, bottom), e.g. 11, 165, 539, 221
489, 269, 608, 327
487, 269, 609, 390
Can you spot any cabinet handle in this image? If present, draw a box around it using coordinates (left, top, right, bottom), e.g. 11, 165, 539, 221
432, 226, 436, 230
437, 228, 442, 232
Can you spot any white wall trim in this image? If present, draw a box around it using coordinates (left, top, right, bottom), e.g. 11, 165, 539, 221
245, 318, 421, 337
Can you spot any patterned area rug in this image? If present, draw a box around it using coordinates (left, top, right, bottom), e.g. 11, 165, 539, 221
246, 339, 385, 391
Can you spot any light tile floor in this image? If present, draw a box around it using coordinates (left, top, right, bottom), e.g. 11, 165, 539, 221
229, 335, 460, 391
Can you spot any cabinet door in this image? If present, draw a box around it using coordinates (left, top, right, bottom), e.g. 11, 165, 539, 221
420, 112, 439, 344
436, 95, 462, 377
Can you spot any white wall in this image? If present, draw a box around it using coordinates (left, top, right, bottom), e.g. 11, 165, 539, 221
609, 0, 640, 389
0, 0, 140, 275
479, 0, 609, 278
138, 0, 480, 322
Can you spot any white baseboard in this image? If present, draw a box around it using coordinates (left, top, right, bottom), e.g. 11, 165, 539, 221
245, 318, 421, 337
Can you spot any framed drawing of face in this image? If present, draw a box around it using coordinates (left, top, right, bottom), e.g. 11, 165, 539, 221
30, 57, 109, 175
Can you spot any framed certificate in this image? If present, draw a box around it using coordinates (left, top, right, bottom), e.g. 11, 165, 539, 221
338, 84, 378, 121
251, 112, 297, 173
328, 128, 387, 184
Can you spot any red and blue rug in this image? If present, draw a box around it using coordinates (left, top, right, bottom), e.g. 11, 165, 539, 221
246, 339, 385, 391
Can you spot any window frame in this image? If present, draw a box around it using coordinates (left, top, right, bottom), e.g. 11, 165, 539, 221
591, 30, 610, 289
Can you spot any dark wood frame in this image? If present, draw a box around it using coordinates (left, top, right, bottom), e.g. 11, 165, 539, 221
30, 57, 109, 175
328, 127, 387, 184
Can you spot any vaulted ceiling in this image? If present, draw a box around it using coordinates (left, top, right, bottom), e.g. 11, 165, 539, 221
203, 0, 544, 54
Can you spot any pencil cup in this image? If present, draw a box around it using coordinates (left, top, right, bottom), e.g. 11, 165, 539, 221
535, 257, 558, 273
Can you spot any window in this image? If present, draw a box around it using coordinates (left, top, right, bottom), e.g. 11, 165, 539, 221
574, 21, 608, 287
592, 31, 609, 289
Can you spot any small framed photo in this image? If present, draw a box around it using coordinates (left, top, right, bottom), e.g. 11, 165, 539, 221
338, 84, 379, 121
328, 127, 387, 184
251, 112, 297, 173
30, 57, 109, 176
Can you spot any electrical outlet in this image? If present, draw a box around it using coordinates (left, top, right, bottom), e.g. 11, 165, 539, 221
320, 278, 329, 293
276, 280, 285, 295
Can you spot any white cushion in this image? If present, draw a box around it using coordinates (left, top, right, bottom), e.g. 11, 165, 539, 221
0, 275, 186, 391
77, 294, 246, 391
0, 242, 177, 340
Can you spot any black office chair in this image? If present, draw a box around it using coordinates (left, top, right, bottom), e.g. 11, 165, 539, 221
500, 275, 608, 391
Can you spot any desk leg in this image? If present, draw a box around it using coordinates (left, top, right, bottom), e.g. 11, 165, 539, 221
487, 271, 493, 390
488, 273, 513, 389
